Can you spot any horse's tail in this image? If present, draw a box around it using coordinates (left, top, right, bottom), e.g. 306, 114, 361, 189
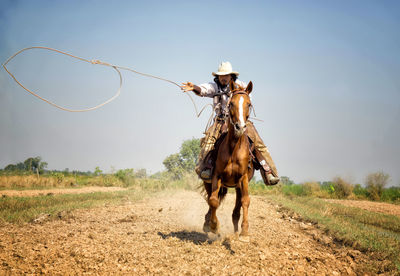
199, 181, 209, 201
218, 187, 228, 203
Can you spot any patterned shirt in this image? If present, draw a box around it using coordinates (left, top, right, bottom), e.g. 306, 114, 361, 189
199, 80, 247, 118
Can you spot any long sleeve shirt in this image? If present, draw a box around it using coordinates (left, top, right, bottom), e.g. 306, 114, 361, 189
198, 79, 247, 118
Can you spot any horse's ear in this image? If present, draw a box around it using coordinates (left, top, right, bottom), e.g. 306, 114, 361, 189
229, 80, 236, 92
246, 81, 253, 94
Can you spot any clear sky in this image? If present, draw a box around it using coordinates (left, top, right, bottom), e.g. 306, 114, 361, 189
1, 0, 399, 185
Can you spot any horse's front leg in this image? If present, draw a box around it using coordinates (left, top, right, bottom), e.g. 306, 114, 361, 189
239, 174, 251, 242
208, 176, 222, 234
203, 182, 212, 233
232, 187, 242, 234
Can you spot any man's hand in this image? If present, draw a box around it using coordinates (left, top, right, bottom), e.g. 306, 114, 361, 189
181, 82, 194, 92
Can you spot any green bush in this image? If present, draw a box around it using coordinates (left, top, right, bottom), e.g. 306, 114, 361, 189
353, 184, 368, 199
249, 179, 279, 195
114, 169, 136, 187
282, 184, 305, 196
381, 187, 400, 203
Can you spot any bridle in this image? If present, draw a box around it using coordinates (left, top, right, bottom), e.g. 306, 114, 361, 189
226, 89, 252, 127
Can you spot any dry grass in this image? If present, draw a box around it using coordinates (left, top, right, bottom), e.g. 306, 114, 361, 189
0, 173, 199, 224
0, 189, 148, 224
0, 175, 74, 189
267, 194, 400, 271
0, 175, 124, 189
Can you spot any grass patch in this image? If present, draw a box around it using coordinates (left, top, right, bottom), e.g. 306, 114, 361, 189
0, 189, 146, 224
266, 194, 400, 271
0, 173, 201, 224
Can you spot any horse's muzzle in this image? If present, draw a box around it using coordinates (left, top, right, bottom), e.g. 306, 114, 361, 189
234, 122, 246, 137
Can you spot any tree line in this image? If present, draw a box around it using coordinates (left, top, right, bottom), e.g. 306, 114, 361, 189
1, 156, 92, 176
3, 157, 48, 174
2, 139, 397, 202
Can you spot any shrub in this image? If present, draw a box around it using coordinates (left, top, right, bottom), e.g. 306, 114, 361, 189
332, 177, 354, 199
281, 184, 303, 196
52, 172, 65, 184
114, 169, 136, 187
102, 175, 122, 187
353, 184, 368, 199
381, 187, 400, 203
302, 181, 320, 196
366, 171, 390, 201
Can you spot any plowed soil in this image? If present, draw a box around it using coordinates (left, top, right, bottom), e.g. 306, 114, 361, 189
0, 190, 392, 275
325, 199, 400, 217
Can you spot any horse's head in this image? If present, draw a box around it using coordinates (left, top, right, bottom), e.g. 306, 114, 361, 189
228, 80, 253, 138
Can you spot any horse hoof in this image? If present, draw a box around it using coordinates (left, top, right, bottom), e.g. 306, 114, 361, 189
203, 223, 211, 233
210, 226, 219, 234
210, 221, 220, 234
239, 235, 250, 243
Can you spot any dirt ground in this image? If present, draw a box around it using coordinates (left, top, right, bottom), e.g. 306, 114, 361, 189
325, 199, 400, 217
0, 186, 126, 197
0, 190, 393, 275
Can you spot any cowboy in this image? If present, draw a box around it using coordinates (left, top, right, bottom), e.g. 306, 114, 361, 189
181, 62, 279, 185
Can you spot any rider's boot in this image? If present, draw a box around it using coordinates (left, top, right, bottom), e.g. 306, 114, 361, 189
260, 160, 280, 185
254, 150, 280, 185
200, 168, 212, 180
199, 156, 214, 181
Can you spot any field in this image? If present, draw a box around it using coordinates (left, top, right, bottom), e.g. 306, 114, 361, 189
1, 174, 399, 275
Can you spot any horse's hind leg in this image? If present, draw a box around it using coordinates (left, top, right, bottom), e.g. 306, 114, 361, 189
203, 182, 212, 233
232, 188, 242, 234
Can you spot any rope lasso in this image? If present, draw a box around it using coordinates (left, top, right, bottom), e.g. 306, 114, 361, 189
2, 46, 209, 116
3, 46, 261, 125
2, 47, 124, 112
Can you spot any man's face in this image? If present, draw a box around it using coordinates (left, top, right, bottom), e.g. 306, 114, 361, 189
218, 74, 232, 86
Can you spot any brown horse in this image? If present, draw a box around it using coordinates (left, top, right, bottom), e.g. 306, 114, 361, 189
203, 80, 255, 242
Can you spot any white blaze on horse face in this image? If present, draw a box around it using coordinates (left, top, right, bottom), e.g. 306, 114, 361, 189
238, 96, 246, 128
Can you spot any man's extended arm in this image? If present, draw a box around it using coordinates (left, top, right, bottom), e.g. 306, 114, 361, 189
181, 82, 218, 97
181, 82, 201, 95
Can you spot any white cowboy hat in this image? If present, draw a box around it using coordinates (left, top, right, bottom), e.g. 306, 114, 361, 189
212, 61, 239, 76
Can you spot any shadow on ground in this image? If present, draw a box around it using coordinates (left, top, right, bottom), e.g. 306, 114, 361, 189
158, 230, 212, 245
157, 230, 235, 255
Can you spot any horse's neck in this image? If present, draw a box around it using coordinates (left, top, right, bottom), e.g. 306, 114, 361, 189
226, 124, 247, 152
